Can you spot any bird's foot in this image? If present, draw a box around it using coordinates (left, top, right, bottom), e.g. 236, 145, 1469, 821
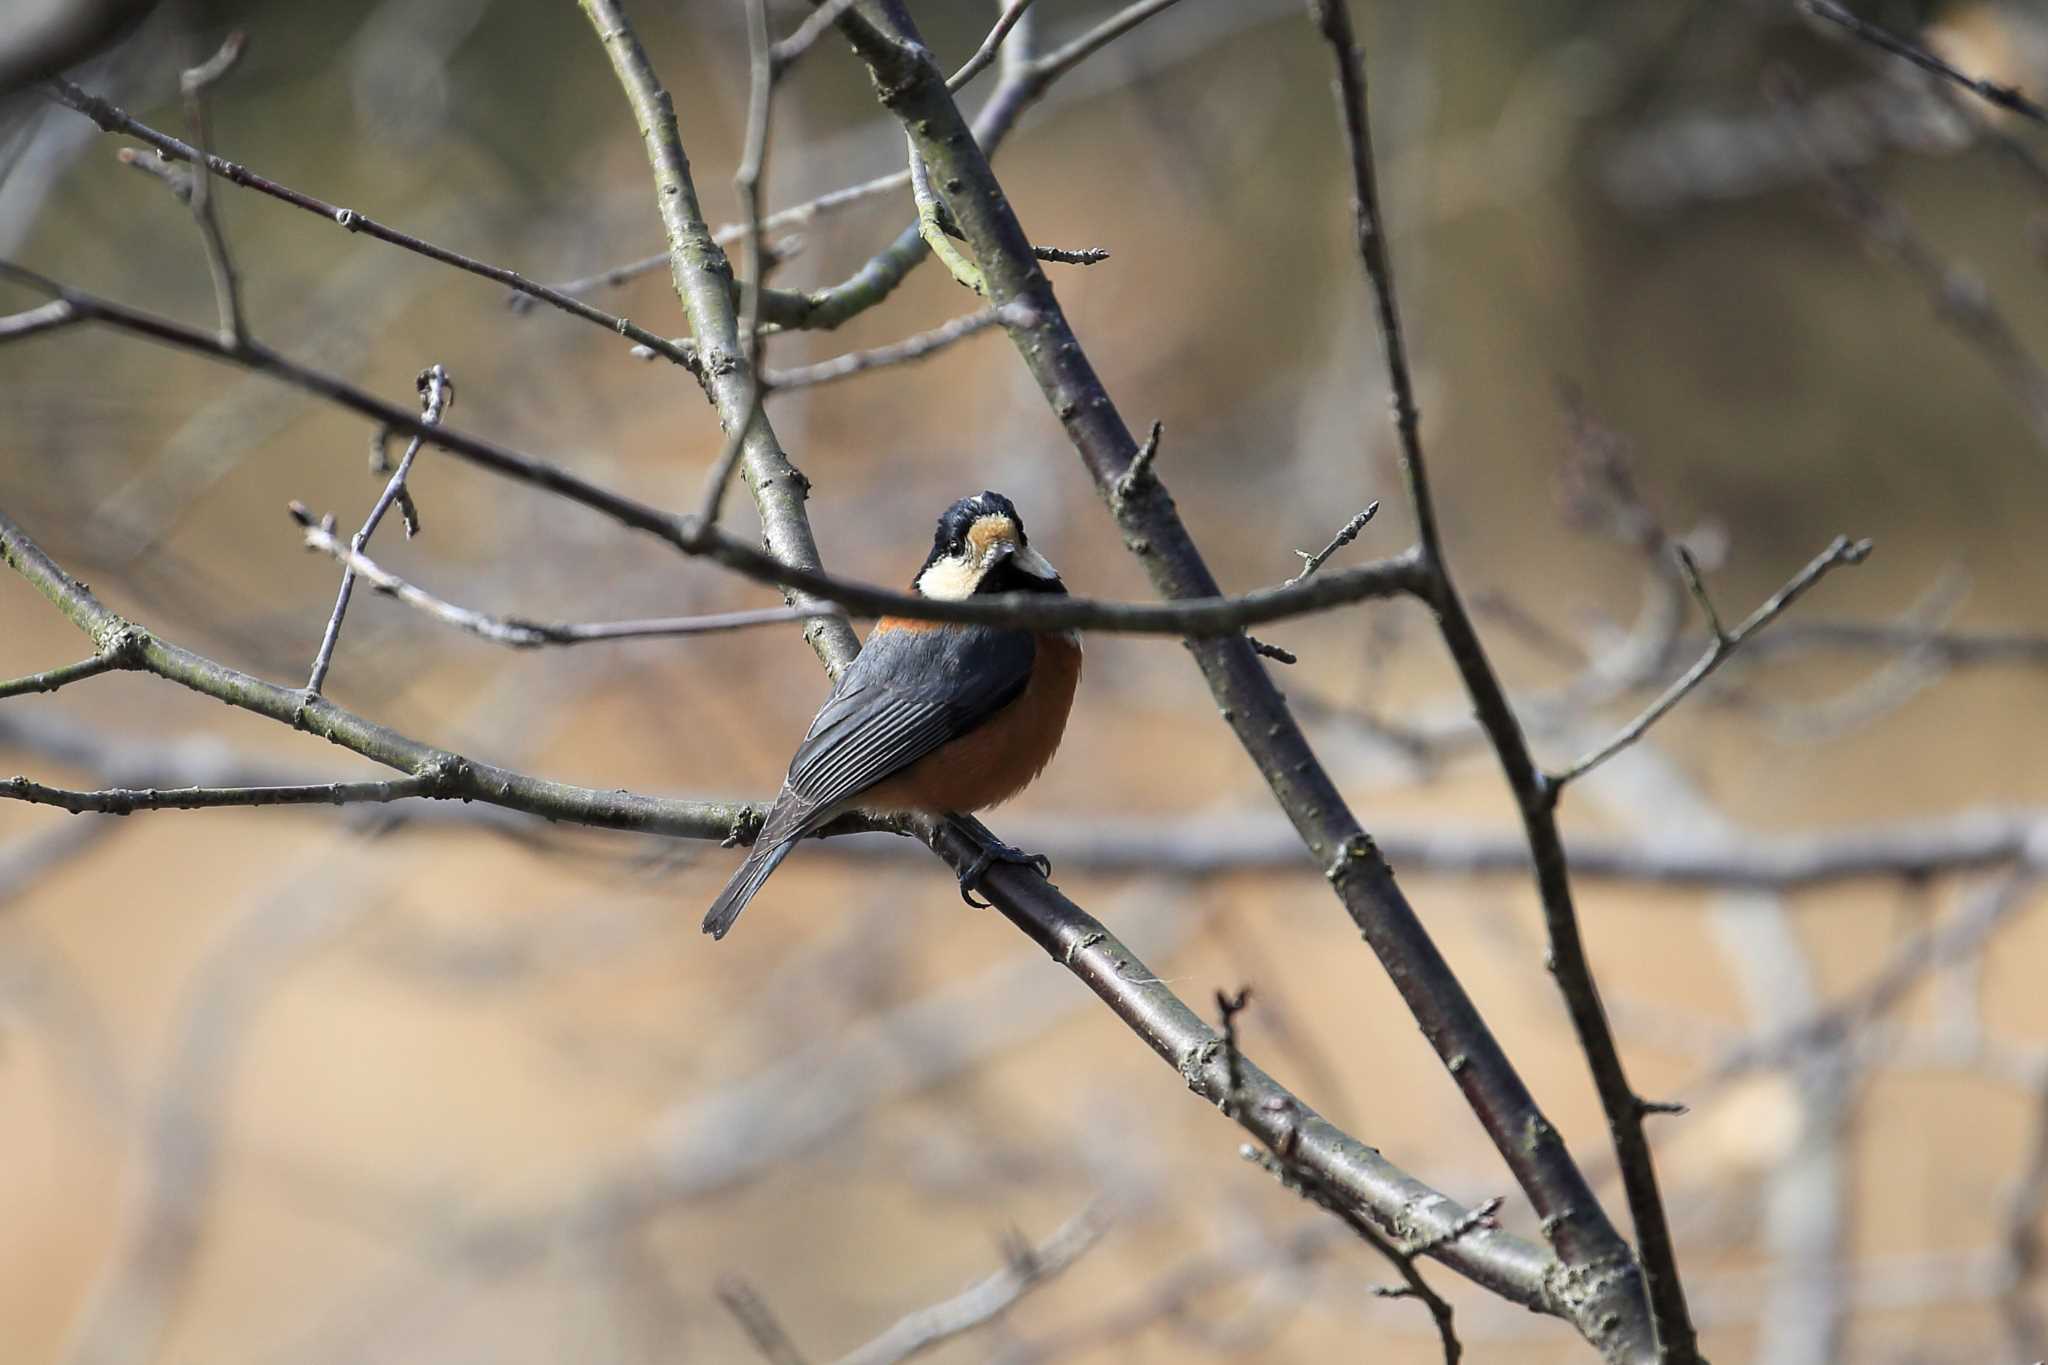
956, 838, 1052, 907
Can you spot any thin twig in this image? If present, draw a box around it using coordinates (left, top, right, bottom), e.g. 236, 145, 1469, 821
43, 80, 702, 371
289, 507, 844, 647
1800, 0, 2048, 124
769, 0, 867, 72
0, 297, 80, 344
1030, 0, 1192, 87
304, 364, 453, 693
1, 774, 442, 815
1555, 535, 1873, 786
582, 0, 861, 674
946, 0, 1038, 92
717, 1278, 811, 1365
178, 31, 248, 348
763, 302, 1032, 389
1110, 420, 1163, 507
699, 0, 779, 529
1285, 502, 1379, 585
907, 135, 987, 296
519, 172, 913, 306
0, 655, 123, 700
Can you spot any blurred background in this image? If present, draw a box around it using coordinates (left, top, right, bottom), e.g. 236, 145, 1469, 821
4, 0, 2048, 1360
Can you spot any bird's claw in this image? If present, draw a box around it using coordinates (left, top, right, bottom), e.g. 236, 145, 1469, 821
957, 840, 1053, 907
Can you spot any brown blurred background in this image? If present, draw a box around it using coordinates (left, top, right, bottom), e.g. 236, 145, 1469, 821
4, 0, 2048, 1360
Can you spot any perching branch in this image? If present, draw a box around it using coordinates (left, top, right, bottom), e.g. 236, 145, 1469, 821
821, 1, 1654, 1355
0, 508, 786, 842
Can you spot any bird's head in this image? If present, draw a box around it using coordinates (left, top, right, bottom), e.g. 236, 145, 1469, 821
913, 490, 1064, 600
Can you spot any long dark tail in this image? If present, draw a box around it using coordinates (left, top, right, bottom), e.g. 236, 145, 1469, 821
703, 834, 799, 940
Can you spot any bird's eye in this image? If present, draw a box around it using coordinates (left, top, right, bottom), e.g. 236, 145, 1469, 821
948, 537, 965, 556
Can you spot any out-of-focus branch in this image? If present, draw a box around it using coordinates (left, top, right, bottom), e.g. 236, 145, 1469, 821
697, 0, 778, 529
1778, 76, 2048, 459
1554, 535, 1872, 786
821, 1, 1652, 1354
717, 1279, 811, 1365
832, 1204, 1109, 1365
0, 297, 80, 343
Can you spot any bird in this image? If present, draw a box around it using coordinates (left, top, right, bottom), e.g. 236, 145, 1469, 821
703, 491, 1081, 940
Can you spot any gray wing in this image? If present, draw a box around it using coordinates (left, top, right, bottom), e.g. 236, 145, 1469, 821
782, 623, 1036, 815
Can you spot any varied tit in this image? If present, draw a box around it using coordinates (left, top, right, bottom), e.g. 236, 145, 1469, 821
703, 491, 1081, 940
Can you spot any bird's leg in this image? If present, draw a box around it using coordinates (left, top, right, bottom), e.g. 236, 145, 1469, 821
947, 815, 1052, 907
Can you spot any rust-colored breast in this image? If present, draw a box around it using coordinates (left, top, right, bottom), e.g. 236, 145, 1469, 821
860, 632, 1082, 816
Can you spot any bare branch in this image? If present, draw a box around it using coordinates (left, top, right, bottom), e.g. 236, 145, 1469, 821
526, 0, 1173, 315
826, 2, 1652, 1352
43, 79, 703, 372
0, 654, 124, 700
0, 297, 80, 344
582, 0, 860, 674
1285, 501, 1380, 585
2, 773, 442, 815
304, 364, 453, 692
833, 1204, 1110, 1365
945, 0, 1037, 92
1030, 0, 1192, 87
1304, 0, 1690, 1353
289, 507, 844, 648
178, 31, 248, 348
1800, 0, 2048, 124
699, 0, 780, 530
1556, 535, 1873, 786
763, 302, 1032, 389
